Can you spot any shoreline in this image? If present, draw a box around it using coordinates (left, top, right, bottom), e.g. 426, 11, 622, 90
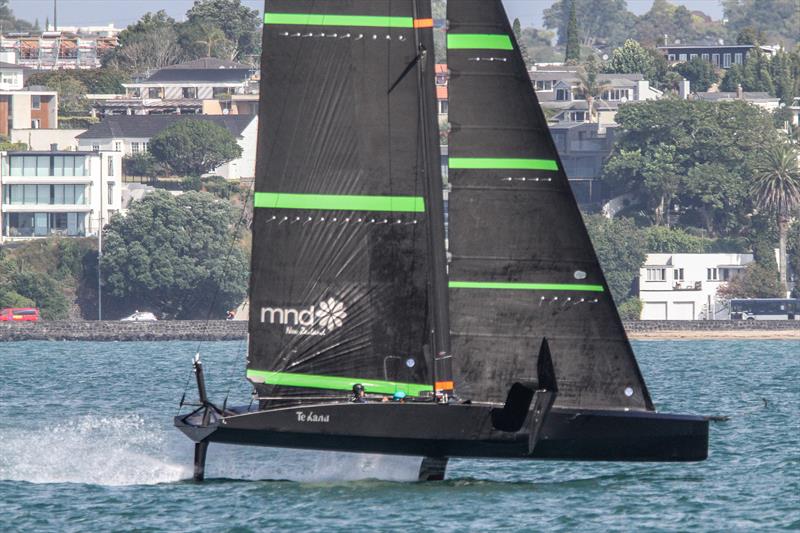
0, 319, 796, 342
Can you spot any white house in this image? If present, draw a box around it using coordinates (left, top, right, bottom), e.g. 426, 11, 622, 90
75, 114, 257, 180
0, 150, 122, 242
0, 61, 25, 91
638, 253, 754, 320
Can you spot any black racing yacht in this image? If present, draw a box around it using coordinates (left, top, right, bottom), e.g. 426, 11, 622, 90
176, 0, 709, 481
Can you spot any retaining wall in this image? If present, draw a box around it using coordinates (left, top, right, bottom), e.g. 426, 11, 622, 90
0, 319, 795, 342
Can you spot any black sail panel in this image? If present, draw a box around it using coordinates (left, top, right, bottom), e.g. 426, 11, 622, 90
446, 0, 653, 410
248, 0, 443, 399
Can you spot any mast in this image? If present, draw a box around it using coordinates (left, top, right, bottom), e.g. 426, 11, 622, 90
411, 0, 452, 394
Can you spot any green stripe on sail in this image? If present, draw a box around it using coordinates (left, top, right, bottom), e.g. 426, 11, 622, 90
247, 369, 433, 397
449, 281, 605, 292
264, 13, 414, 28
447, 34, 513, 50
449, 158, 559, 171
254, 192, 425, 212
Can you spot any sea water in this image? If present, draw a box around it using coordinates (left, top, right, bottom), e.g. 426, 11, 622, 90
0, 340, 797, 531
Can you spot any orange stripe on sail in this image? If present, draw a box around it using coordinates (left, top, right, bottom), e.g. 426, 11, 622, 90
413, 18, 434, 28
435, 381, 454, 391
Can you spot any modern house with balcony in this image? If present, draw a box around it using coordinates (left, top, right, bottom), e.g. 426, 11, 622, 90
0, 150, 122, 241
0, 61, 25, 91
89, 58, 257, 117
638, 253, 754, 320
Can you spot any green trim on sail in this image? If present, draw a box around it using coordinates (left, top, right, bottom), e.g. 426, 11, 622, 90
246, 369, 433, 396
449, 281, 605, 292
254, 192, 425, 212
449, 158, 559, 171
264, 13, 414, 28
447, 34, 513, 50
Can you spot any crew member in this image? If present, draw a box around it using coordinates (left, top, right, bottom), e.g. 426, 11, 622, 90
351, 383, 366, 403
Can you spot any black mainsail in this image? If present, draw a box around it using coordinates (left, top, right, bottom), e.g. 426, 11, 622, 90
446, 0, 652, 410
247, 0, 448, 400
175, 0, 708, 482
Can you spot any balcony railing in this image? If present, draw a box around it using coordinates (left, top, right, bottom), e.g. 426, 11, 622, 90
673, 281, 702, 291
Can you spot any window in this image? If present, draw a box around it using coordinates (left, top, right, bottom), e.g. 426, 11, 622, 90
734, 53, 743, 65
569, 111, 586, 122
667, 54, 676, 61
107, 182, 114, 205
603, 89, 630, 101
646, 268, 666, 282
182, 87, 198, 99
437, 100, 448, 115
723, 53, 732, 68
679, 53, 687, 61
92, 144, 100, 152
707, 268, 719, 281
131, 142, 140, 154
31, 95, 41, 109
148, 87, 163, 99
674, 268, 684, 281
142, 142, 148, 152
701, 53, 710, 61
31, 119, 40, 129
712, 53, 720, 66
114, 142, 122, 152
107, 156, 114, 176
556, 88, 571, 101
690, 53, 698, 60
535, 80, 554, 91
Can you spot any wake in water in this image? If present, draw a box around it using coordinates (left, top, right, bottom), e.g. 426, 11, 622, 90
0, 414, 423, 485
0, 415, 190, 486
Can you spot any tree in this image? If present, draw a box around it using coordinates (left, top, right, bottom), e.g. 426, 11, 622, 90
178, 21, 237, 61
8, 271, 70, 319
575, 56, 610, 122
603, 99, 782, 235
123, 153, 160, 178
717, 262, 782, 299
583, 214, 647, 304
512, 18, 532, 67
671, 56, 719, 92
543, 0, 635, 48
788, 220, 800, 289
39, 72, 88, 115
606, 39, 657, 81
633, 0, 725, 46
564, 1, 581, 63
26, 69, 129, 95
185, 0, 261, 61
723, 0, 800, 48
149, 119, 242, 177
105, 11, 183, 71
750, 143, 800, 294
101, 191, 248, 318
643, 226, 713, 253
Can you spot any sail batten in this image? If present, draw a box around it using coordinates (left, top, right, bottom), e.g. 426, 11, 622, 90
254, 192, 426, 212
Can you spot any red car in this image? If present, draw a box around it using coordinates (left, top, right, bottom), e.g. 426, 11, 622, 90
0, 308, 41, 321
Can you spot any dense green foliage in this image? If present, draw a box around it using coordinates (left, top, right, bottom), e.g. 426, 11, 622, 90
717, 263, 783, 299
0, 0, 33, 32
101, 191, 248, 319
123, 153, 160, 178
721, 49, 800, 104
723, 0, 800, 48
617, 298, 643, 320
671, 57, 719, 92
583, 214, 646, 304
603, 99, 781, 235
105, 0, 260, 71
0, 239, 98, 319
149, 120, 242, 177
564, 1, 581, 62
544, 0, 635, 48
27, 69, 129, 95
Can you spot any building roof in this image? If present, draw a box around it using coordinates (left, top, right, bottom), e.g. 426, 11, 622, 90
142, 67, 252, 84
529, 69, 645, 84
0, 61, 24, 70
164, 58, 250, 70
694, 91, 779, 102
76, 114, 255, 140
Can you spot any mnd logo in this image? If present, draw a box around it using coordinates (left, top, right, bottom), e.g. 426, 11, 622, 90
260, 297, 347, 336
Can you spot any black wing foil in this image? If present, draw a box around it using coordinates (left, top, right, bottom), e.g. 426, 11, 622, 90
446, 0, 653, 410
249, 0, 443, 400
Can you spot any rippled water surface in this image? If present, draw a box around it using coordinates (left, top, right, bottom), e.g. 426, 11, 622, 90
1, 340, 798, 531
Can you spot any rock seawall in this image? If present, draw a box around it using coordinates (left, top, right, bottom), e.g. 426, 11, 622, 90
0, 319, 795, 342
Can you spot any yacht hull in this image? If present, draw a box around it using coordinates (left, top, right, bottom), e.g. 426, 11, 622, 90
175, 402, 708, 462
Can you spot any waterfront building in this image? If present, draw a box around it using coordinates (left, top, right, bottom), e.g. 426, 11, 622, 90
657, 44, 778, 69
638, 253, 754, 320
0, 150, 122, 241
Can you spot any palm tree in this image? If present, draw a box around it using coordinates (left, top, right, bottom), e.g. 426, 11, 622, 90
575, 56, 611, 123
751, 142, 800, 294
